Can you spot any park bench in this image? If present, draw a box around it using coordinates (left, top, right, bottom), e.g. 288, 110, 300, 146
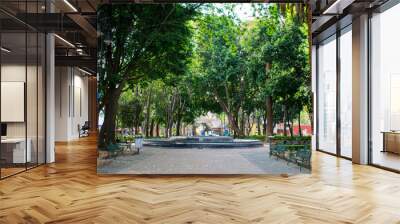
268, 136, 312, 170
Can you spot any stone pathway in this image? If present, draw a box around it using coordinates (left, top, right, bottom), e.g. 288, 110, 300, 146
98, 146, 310, 175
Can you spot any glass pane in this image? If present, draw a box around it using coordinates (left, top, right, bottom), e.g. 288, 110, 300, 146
28, 0, 39, 169
318, 35, 337, 154
38, 32, 45, 165
27, 31, 38, 169
340, 27, 352, 158
0, 1, 46, 178
1, 31, 27, 177
371, 4, 400, 171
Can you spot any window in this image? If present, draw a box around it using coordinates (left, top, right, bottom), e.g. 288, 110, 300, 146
370, 3, 400, 171
339, 26, 352, 158
317, 35, 337, 154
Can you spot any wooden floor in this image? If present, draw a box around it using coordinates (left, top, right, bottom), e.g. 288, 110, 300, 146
372, 151, 400, 171
1, 136, 400, 223
0, 167, 26, 178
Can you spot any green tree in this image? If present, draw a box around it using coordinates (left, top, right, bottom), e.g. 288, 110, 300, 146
192, 13, 247, 136
98, 3, 311, 143
98, 4, 198, 147
246, 4, 310, 137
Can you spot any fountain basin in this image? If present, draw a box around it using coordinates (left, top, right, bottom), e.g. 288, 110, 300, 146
144, 136, 263, 148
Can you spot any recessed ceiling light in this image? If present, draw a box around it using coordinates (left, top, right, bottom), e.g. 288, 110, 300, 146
78, 67, 93, 76
54, 34, 75, 48
63, 0, 78, 12
322, 0, 355, 15
1, 47, 11, 53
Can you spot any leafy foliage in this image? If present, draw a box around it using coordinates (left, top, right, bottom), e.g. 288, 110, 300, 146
98, 3, 311, 146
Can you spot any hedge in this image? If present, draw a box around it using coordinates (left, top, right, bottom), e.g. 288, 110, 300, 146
268, 135, 311, 141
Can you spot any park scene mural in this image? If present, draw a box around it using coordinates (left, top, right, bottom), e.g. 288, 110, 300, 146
97, 3, 312, 174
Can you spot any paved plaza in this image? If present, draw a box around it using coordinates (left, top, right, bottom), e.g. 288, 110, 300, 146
98, 146, 310, 175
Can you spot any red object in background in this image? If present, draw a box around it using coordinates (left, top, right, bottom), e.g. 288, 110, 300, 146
276, 124, 312, 136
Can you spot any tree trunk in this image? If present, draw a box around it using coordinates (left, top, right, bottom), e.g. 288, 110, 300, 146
150, 119, 155, 137
298, 111, 302, 136
266, 96, 273, 138
156, 122, 160, 137
246, 114, 253, 136
250, 115, 255, 136
99, 86, 123, 148
240, 110, 246, 136
192, 124, 196, 136
176, 118, 181, 136
135, 125, 139, 135
234, 112, 239, 137
145, 89, 152, 137
289, 119, 294, 137
257, 115, 262, 136
283, 106, 287, 136
263, 113, 267, 135
265, 63, 273, 140
175, 100, 182, 136
213, 91, 243, 137
166, 91, 178, 138
168, 124, 173, 137
231, 112, 242, 137
245, 113, 249, 136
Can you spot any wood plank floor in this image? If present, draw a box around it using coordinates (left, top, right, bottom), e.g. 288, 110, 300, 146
1, 135, 400, 224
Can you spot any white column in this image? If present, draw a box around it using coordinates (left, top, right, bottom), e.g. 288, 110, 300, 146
45, 0, 55, 163
352, 14, 369, 164
46, 33, 55, 163
46, 34, 55, 163
54, 67, 73, 141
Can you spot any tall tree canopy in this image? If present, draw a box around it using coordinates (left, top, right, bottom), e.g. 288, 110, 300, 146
98, 3, 311, 147
98, 4, 198, 146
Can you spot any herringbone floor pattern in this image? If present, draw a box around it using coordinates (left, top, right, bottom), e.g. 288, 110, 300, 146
1, 136, 400, 223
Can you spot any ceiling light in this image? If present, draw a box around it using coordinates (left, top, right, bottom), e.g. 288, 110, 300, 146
78, 67, 93, 76
1, 47, 11, 53
63, 0, 78, 12
323, 0, 341, 14
322, 0, 355, 15
54, 34, 75, 48
76, 48, 85, 55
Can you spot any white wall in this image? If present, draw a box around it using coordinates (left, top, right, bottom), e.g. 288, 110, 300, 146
1, 62, 46, 164
55, 67, 89, 141
1, 65, 26, 136
55, 66, 69, 141
1, 64, 39, 138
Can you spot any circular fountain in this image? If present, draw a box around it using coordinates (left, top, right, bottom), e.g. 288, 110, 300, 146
144, 136, 263, 148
